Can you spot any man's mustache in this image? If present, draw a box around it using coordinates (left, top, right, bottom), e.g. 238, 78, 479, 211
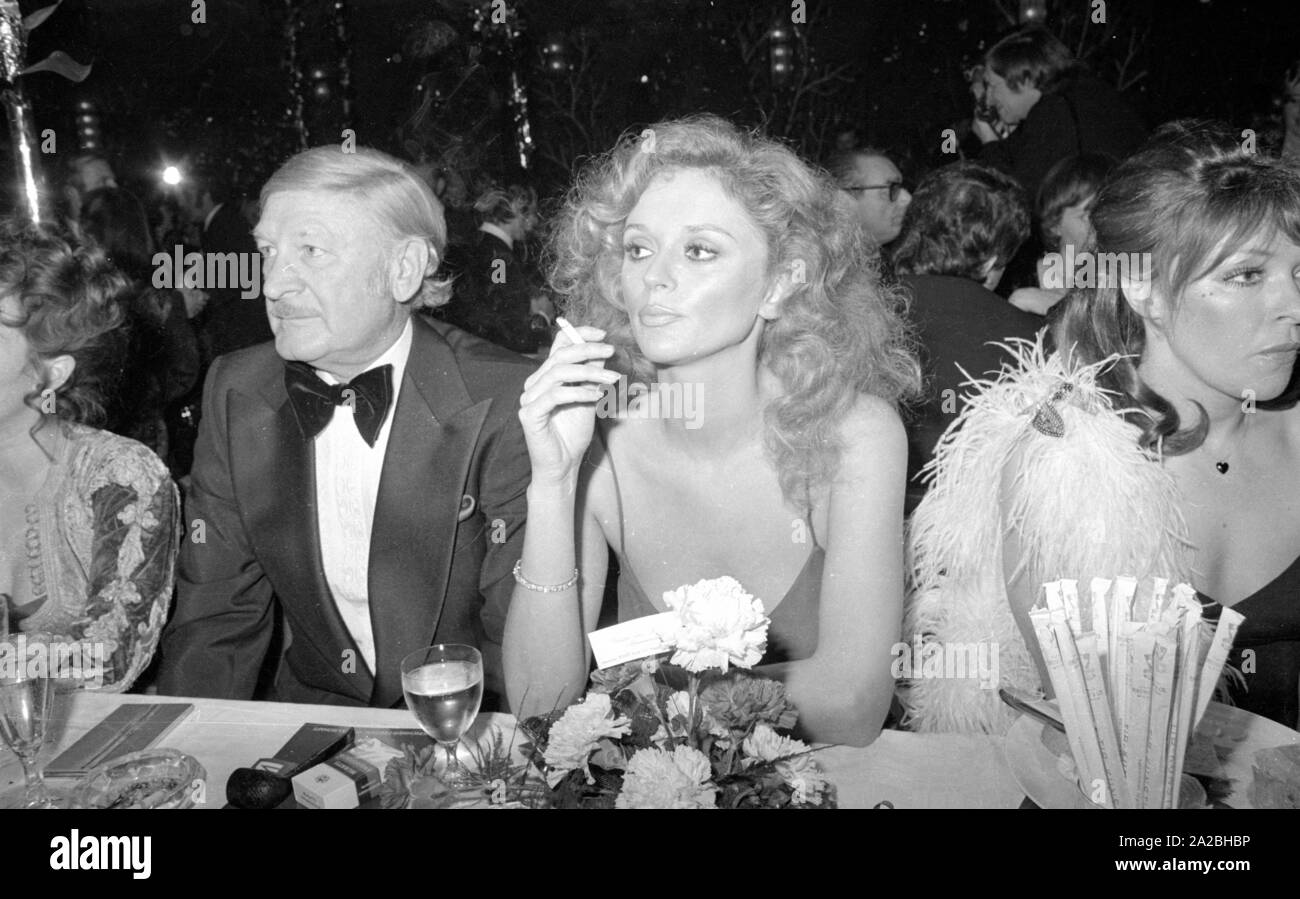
271, 303, 317, 319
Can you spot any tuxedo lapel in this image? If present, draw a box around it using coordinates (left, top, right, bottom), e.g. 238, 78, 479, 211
368, 319, 491, 706
228, 380, 372, 703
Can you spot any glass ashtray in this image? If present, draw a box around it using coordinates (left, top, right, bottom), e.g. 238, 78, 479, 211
72, 749, 206, 809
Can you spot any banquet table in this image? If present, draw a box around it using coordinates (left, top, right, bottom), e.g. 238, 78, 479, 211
0, 691, 1029, 809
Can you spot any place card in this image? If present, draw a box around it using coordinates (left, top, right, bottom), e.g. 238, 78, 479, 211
587, 612, 677, 669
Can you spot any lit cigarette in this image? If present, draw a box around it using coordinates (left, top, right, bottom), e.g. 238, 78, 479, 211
556, 316, 585, 345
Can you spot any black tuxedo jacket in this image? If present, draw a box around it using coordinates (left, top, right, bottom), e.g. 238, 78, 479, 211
157, 315, 536, 707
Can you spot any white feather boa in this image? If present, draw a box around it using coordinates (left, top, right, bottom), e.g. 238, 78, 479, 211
901, 337, 1196, 734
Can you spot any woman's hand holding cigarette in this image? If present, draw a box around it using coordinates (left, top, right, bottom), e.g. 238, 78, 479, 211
517, 316, 621, 486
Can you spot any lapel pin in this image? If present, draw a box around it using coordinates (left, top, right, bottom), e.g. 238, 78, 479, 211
457, 494, 477, 521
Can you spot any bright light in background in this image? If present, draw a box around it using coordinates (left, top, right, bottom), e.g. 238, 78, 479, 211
162, 166, 182, 185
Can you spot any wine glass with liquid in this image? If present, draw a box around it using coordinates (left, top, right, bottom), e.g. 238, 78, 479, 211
400, 644, 483, 786
0, 633, 58, 808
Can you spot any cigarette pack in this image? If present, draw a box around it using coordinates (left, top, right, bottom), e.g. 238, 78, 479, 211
292, 749, 385, 809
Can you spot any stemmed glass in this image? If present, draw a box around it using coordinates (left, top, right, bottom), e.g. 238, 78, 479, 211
400, 644, 483, 786
0, 632, 58, 808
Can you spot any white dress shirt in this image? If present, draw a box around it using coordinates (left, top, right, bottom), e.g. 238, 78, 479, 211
313, 319, 413, 674
478, 221, 514, 249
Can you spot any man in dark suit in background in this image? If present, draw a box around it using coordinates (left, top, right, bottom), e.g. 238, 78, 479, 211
157, 146, 535, 709
191, 165, 274, 359
441, 185, 547, 354
973, 26, 1146, 202
889, 162, 1044, 512
165, 167, 272, 476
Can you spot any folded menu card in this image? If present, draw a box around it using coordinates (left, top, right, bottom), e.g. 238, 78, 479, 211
45, 703, 196, 777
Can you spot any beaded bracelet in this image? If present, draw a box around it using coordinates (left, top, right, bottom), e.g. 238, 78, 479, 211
512, 559, 579, 593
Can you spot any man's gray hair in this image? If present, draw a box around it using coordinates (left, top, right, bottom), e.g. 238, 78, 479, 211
261, 145, 452, 308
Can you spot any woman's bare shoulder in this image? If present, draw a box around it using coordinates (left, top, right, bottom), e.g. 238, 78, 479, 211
838, 395, 906, 459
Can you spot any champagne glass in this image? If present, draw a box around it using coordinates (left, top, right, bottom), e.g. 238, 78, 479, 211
401, 644, 483, 786
0, 633, 58, 808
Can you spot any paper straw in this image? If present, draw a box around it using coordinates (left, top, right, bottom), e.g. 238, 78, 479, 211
1194, 606, 1244, 727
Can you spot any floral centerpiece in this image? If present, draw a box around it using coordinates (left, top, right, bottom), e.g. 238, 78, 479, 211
519, 576, 836, 809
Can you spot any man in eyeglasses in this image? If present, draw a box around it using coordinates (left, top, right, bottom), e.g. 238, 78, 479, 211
828, 149, 912, 248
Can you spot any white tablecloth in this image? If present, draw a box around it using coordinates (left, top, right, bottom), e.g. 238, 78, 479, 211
0, 691, 1027, 809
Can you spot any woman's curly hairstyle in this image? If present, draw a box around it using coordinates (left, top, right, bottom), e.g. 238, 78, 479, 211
547, 114, 923, 509
1054, 119, 1300, 455
0, 219, 130, 426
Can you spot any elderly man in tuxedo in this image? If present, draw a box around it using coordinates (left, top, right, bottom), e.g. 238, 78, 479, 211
157, 146, 535, 709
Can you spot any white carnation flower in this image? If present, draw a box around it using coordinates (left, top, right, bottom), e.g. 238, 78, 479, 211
543, 693, 631, 787
776, 752, 828, 805
615, 745, 717, 809
742, 722, 808, 763
663, 576, 769, 673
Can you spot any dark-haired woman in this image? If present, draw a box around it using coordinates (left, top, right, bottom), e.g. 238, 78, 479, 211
906, 120, 1300, 732
0, 222, 180, 690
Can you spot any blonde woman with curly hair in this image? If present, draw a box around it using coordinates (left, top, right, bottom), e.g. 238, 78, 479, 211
504, 116, 922, 745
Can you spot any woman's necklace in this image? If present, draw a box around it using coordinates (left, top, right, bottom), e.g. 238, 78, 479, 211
1210, 412, 1251, 475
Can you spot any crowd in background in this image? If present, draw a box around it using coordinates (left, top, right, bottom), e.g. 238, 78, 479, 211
53, 27, 1298, 490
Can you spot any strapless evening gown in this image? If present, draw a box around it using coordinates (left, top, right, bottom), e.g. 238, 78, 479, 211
1200, 553, 1300, 731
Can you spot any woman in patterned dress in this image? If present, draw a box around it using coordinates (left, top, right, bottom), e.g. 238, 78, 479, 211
0, 220, 179, 691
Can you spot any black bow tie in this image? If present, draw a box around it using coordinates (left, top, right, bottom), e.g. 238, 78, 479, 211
284, 362, 394, 447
